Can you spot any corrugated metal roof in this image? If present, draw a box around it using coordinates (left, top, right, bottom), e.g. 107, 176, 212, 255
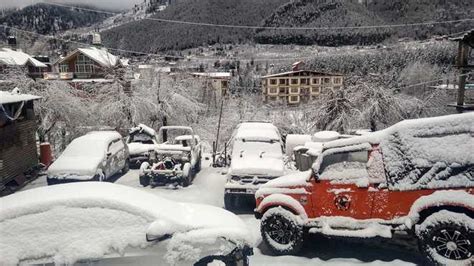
0, 91, 42, 104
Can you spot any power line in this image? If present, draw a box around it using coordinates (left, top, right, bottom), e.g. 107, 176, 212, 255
41, 1, 474, 31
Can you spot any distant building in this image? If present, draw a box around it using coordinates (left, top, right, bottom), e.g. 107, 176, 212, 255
261, 62, 344, 105
0, 89, 41, 191
53, 47, 126, 80
191, 72, 232, 97
0, 48, 48, 79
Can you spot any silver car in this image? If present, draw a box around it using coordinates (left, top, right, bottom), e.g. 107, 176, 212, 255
47, 131, 129, 185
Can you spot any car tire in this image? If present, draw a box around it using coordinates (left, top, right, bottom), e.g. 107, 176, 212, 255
261, 207, 304, 256
122, 159, 130, 174
182, 162, 192, 187
139, 162, 151, 187
417, 210, 473, 265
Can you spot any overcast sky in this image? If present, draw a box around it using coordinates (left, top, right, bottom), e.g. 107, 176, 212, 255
0, 0, 143, 10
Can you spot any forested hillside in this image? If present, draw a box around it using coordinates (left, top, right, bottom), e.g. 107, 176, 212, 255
0, 3, 111, 35
102, 0, 289, 52
103, 0, 473, 52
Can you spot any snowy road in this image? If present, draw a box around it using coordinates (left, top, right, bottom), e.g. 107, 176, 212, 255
23, 160, 424, 265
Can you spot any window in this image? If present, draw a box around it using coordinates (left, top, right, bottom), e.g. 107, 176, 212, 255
221, 80, 228, 88
279, 87, 286, 94
319, 150, 369, 180
269, 87, 278, 94
334, 77, 342, 84
323, 77, 331, 84
270, 79, 277, 85
59, 64, 69, 73
311, 87, 320, 94
289, 87, 299, 94
75, 54, 95, 73
312, 78, 320, 85
289, 95, 299, 103
301, 78, 308, 85
279, 78, 286, 85
291, 78, 299, 85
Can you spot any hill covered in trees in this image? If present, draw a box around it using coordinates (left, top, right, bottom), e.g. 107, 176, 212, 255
102, 0, 473, 52
0, 3, 111, 35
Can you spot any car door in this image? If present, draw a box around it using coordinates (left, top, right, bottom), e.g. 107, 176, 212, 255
107, 138, 126, 176
310, 147, 375, 220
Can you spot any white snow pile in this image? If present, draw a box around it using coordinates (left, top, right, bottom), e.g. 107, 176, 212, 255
129, 123, 157, 137
319, 113, 474, 191
229, 140, 284, 177
47, 131, 122, 179
0, 182, 251, 265
285, 134, 312, 157
312, 131, 341, 142
309, 216, 392, 238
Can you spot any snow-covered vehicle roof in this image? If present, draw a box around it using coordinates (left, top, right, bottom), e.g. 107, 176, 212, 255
236, 122, 279, 132
175, 135, 200, 141
230, 139, 285, 177
0, 182, 251, 265
318, 113, 474, 191
234, 128, 281, 142
47, 131, 122, 178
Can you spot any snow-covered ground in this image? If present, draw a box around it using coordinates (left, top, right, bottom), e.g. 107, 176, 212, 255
22, 157, 423, 265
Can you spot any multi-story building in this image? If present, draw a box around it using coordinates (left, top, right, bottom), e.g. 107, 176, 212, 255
261, 63, 344, 105
191, 72, 232, 97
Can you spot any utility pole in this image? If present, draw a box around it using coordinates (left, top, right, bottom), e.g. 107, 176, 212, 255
450, 30, 473, 112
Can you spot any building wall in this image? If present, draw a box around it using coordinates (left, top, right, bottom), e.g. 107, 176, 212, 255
262, 73, 344, 105
0, 103, 38, 187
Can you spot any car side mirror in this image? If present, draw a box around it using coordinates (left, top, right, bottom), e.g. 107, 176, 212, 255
146, 219, 189, 242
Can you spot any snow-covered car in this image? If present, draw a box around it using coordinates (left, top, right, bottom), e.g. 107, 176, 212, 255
0, 182, 253, 265
127, 124, 159, 168
47, 131, 129, 185
224, 122, 285, 209
254, 113, 474, 265
139, 126, 202, 187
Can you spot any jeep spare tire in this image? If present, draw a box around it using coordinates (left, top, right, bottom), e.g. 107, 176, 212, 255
139, 162, 151, 187
261, 207, 304, 256
417, 210, 474, 265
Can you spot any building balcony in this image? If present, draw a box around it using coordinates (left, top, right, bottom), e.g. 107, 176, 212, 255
59, 72, 74, 80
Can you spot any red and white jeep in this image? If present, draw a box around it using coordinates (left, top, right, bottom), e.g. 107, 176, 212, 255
254, 113, 474, 265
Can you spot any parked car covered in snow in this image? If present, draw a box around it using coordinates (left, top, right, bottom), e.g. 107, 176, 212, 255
139, 126, 202, 187
254, 113, 474, 265
0, 182, 253, 265
47, 131, 129, 185
126, 124, 159, 168
224, 122, 285, 209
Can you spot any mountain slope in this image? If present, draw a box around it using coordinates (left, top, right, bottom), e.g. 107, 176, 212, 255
0, 3, 111, 35
102, 0, 473, 51
102, 0, 289, 52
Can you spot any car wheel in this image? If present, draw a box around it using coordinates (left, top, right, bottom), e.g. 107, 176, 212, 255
417, 210, 473, 265
182, 162, 192, 187
139, 162, 151, 187
261, 207, 304, 256
122, 159, 130, 174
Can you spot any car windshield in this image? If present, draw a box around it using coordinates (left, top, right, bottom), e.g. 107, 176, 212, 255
128, 132, 154, 144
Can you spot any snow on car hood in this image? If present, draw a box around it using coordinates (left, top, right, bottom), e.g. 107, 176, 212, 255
0, 183, 251, 265
47, 156, 103, 178
261, 170, 312, 188
127, 142, 157, 155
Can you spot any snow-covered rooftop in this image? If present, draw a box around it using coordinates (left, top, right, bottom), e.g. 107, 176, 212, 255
0, 48, 47, 68
0, 90, 42, 105
261, 70, 343, 79
191, 72, 232, 79
58, 47, 122, 68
